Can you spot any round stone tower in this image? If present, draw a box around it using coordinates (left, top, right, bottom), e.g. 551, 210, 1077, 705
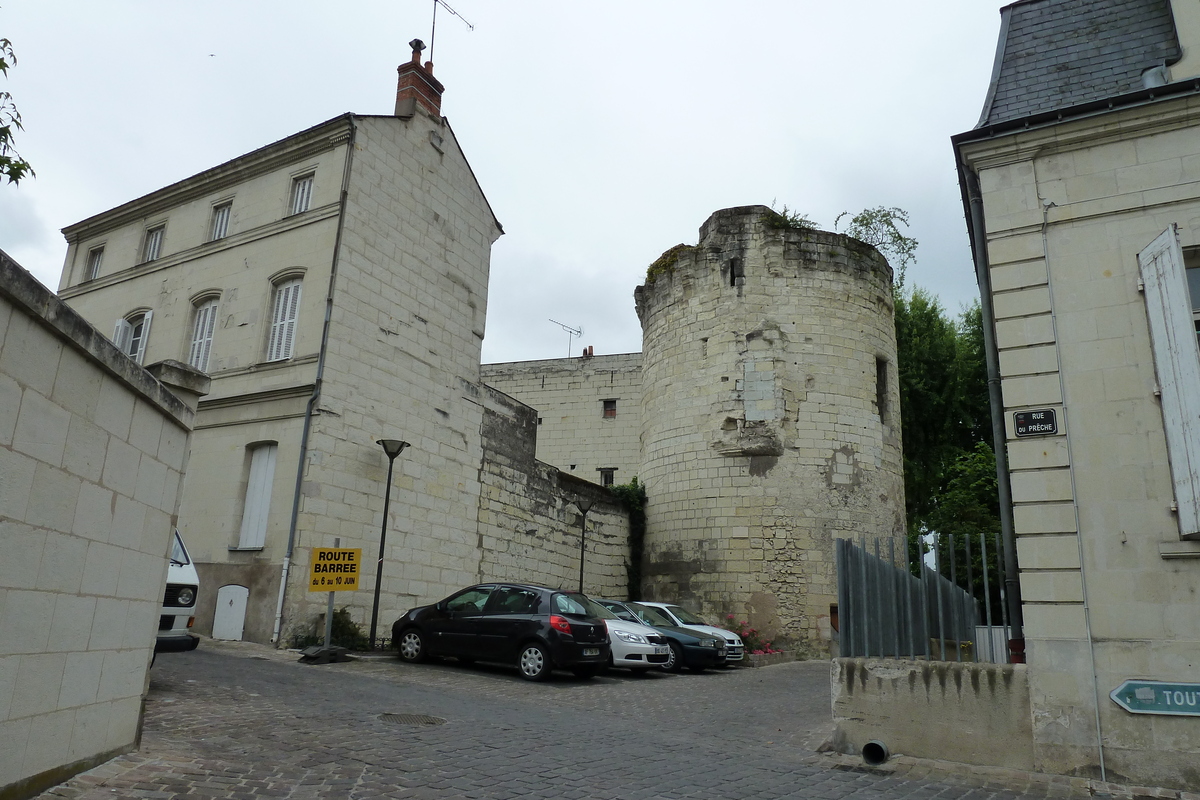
634, 205, 905, 652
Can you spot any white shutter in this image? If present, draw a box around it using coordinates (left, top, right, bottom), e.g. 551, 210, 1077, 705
1138, 225, 1200, 538
189, 300, 218, 371
267, 279, 301, 361
113, 318, 133, 355
133, 310, 152, 364
237, 444, 277, 549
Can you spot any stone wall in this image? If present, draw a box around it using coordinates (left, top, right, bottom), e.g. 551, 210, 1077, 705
0, 251, 207, 798
480, 353, 643, 485
634, 206, 905, 651
829, 658, 1034, 770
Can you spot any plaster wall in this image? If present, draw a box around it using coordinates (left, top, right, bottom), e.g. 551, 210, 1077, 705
480, 353, 643, 484
0, 252, 204, 798
960, 93, 1200, 789
634, 207, 905, 651
829, 658, 1034, 770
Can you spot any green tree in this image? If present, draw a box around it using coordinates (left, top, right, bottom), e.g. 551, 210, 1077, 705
1, 36, 33, 184
836, 206, 918, 290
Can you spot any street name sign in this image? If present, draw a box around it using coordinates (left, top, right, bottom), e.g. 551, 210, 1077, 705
308, 547, 362, 592
1110, 679, 1200, 716
1014, 409, 1057, 437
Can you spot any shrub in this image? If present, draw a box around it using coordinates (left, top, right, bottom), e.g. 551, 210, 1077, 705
724, 615, 781, 655
289, 607, 371, 651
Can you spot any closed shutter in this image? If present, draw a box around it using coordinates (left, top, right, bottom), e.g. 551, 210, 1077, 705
237, 443, 277, 549
113, 318, 133, 355
266, 279, 302, 361
1138, 225, 1200, 538
189, 300, 218, 371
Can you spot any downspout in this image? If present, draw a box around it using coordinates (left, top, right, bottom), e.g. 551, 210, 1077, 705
271, 116, 358, 644
962, 167, 1024, 649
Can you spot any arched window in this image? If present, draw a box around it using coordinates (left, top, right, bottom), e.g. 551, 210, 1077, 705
188, 297, 220, 372
113, 310, 153, 365
266, 277, 302, 362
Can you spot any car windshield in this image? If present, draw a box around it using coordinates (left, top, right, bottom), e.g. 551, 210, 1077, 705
170, 530, 190, 565
628, 603, 674, 627
667, 605, 708, 625
554, 593, 613, 619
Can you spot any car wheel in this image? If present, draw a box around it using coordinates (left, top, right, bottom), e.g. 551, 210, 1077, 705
397, 629, 428, 663
661, 641, 684, 673
572, 664, 600, 679
517, 642, 551, 681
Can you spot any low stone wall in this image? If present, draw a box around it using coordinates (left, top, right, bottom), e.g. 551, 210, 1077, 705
829, 658, 1034, 770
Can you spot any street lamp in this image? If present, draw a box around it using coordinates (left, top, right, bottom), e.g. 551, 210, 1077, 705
369, 438, 409, 649
573, 499, 595, 594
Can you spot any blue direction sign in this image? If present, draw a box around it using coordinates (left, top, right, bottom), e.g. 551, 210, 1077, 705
1110, 680, 1200, 716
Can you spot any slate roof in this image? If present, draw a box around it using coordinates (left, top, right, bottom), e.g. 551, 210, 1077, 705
977, 0, 1181, 128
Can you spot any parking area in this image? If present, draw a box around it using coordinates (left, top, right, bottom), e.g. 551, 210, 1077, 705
35, 639, 1097, 800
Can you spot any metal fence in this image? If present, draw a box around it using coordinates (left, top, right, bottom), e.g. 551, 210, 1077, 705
835, 533, 1012, 663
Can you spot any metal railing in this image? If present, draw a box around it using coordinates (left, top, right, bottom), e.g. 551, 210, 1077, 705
835, 533, 1012, 663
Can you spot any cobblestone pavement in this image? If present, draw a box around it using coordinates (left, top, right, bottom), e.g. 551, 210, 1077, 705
33, 639, 1142, 800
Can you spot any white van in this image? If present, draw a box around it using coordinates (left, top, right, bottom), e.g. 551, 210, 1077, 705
154, 530, 200, 656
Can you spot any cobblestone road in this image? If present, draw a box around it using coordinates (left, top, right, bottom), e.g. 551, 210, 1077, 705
35, 639, 1123, 800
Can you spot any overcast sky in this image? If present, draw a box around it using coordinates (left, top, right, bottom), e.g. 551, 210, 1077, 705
1, 1, 1001, 364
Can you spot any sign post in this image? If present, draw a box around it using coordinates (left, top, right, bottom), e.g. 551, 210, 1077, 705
299, 541, 362, 664
1111, 679, 1200, 716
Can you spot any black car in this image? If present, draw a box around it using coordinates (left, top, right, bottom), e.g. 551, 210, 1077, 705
391, 583, 611, 681
595, 600, 727, 673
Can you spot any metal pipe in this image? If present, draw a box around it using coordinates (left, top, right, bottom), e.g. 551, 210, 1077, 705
574, 500, 595, 594
370, 441, 409, 649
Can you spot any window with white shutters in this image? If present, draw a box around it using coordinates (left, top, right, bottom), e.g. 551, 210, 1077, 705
142, 226, 165, 262
210, 202, 231, 241
188, 298, 219, 371
1138, 225, 1200, 539
289, 174, 314, 215
266, 278, 302, 361
85, 247, 104, 281
112, 310, 153, 364
236, 443, 277, 550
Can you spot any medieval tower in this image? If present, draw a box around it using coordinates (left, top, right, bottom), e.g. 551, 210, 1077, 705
634, 205, 906, 650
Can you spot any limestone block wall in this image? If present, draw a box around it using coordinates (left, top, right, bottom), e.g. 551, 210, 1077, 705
480, 353, 643, 485
477, 386, 631, 596
282, 112, 505, 639
634, 206, 905, 652
830, 658, 1034, 770
959, 94, 1200, 789
0, 252, 205, 797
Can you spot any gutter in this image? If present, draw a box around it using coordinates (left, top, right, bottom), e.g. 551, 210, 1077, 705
271, 116, 358, 643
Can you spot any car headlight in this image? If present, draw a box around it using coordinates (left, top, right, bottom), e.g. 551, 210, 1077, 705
176, 587, 195, 606
613, 630, 647, 644
698, 638, 717, 647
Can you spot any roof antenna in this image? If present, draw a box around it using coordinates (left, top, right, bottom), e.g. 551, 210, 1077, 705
430, 0, 474, 63
549, 319, 582, 358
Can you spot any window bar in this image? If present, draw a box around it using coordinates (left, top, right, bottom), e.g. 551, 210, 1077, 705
980, 532, 995, 662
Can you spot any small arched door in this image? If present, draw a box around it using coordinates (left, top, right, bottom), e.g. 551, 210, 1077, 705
212, 584, 249, 641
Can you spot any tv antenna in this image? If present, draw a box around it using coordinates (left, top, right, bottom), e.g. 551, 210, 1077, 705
429, 0, 474, 63
549, 319, 582, 358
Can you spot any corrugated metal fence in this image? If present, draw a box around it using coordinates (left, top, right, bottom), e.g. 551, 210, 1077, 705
835, 533, 1012, 663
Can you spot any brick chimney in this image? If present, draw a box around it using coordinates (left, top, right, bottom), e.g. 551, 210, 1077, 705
395, 38, 444, 118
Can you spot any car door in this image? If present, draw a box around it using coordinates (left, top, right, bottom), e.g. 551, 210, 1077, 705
476, 586, 543, 661
434, 585, 495, 657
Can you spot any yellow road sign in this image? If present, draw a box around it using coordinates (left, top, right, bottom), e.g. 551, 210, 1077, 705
308, 547, 362, 592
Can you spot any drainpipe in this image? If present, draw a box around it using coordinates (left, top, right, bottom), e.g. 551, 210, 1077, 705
963, 168, 1024, 648
271, 116, 358, 643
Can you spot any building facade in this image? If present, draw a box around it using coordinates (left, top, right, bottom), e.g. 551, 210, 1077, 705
56, 46, 630, 649
954, 0, 1200, 788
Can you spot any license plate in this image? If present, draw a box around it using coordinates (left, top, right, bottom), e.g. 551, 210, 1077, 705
653, 646, 669, 655
583, 647, 600, 657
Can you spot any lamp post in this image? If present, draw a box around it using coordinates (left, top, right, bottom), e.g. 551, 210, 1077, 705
370, 438, 409, 650
573, 499, 595, 594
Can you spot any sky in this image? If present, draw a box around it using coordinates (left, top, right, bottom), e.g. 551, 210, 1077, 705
1, 1, 1002, 364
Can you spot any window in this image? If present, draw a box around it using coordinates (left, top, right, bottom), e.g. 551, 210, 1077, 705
188, 298, 219, 372
602, 399, 617, 418
445, 586, 494, 615
876, 357, 889, 421
112, 311, 153, 364
236, 443, 277, 549
289, 174, 314, 215
141, 226, 165, 263
599, 468, 615, 487
209, 202, 232, 241
84, 247, 104, 281
266, 278, 302, 361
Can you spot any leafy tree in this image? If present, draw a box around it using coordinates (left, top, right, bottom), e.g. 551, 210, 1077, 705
836, 206, 918, 289
1, 36, 33, 184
